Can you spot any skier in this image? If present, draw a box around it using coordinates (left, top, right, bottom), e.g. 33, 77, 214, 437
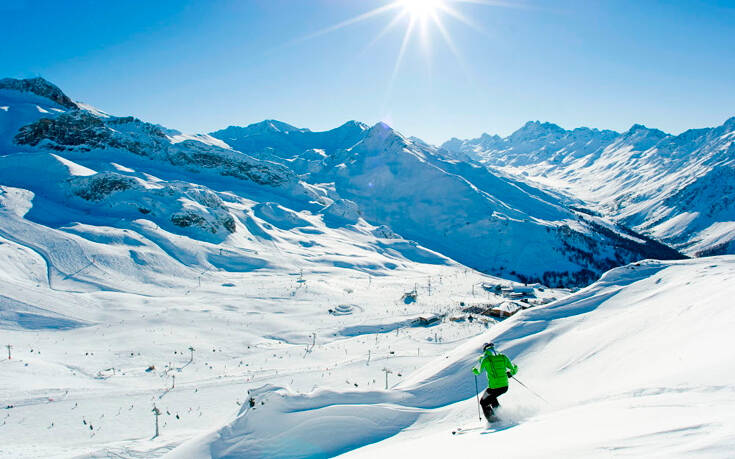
472, 342, 518, 422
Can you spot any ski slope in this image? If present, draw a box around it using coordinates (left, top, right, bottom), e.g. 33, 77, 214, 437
169, 256, 735, 458
0, 77, 573, 458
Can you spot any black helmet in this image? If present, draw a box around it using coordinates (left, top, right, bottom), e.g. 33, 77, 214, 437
482, 342, 495, 352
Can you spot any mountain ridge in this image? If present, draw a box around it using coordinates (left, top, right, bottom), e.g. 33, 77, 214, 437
0, 77, 686, 287
211, 108, 685, 286
442, 115, 735, 256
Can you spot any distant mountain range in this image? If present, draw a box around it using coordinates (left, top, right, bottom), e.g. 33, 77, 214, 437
442, 117, 735, 257
208, 117, 683, 286
3, 77, 723, 289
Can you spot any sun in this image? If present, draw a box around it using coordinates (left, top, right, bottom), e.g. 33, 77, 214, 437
398, 0, 446, 20
292, 0, 516, 94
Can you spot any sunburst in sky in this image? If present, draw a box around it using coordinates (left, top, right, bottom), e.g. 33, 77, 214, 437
298, 1, 520, 90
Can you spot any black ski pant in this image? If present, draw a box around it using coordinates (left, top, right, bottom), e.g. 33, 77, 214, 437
480, 386, 508, 420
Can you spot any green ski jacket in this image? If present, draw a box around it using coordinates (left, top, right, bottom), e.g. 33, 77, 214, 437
472, 351, 518, 389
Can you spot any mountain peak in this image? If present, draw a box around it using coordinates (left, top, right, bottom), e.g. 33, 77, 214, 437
247, 119, 308, 134
0, 76, 77, 109
624, 123, 667, 137
366, 121, 403, 139
628, 123, 648, 132
354, 122, 408, 152
337, 120, 369, 131
480, 132, 503, 141
510, 120, 566, 140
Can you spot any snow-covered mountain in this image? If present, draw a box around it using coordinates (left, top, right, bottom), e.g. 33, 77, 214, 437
442, 118, 735, 257
0, 77, 682, 288
211, 120, 369, 163
212, 119, 683, 287
2, 78, 455, 292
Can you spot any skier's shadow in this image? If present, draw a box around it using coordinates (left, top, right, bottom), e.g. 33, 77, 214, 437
479, 423, 518, 435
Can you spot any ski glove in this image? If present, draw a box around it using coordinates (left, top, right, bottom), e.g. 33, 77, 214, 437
472, 367, 480, 375
506, 371, 513, 378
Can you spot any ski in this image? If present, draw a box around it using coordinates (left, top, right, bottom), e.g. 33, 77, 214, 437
452, 425, 488, 435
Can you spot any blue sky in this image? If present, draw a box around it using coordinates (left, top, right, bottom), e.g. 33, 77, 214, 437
1, 0, 734, 144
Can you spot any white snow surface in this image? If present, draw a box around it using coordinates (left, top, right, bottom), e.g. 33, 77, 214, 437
75, 101, 111, 118
169, 257, 735, 458
0, 176, 531, 458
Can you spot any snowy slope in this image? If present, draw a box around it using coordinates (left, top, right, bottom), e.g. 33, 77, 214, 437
213, 119, 684, 287
442, 118, 735, 256
169, 256, 735, 458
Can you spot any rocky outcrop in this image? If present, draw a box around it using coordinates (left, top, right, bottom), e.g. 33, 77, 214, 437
0, 77, 77, 109
323, 199, 361, 224
15, 111, 108, 149
69, 173, 238, 238
14, 111, 294, 187
73, 174, 136, 201
169, 145, 292, 186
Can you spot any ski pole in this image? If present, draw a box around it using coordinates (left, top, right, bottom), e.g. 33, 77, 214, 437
473, 374, 482, 421
510, 375, 549, 404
